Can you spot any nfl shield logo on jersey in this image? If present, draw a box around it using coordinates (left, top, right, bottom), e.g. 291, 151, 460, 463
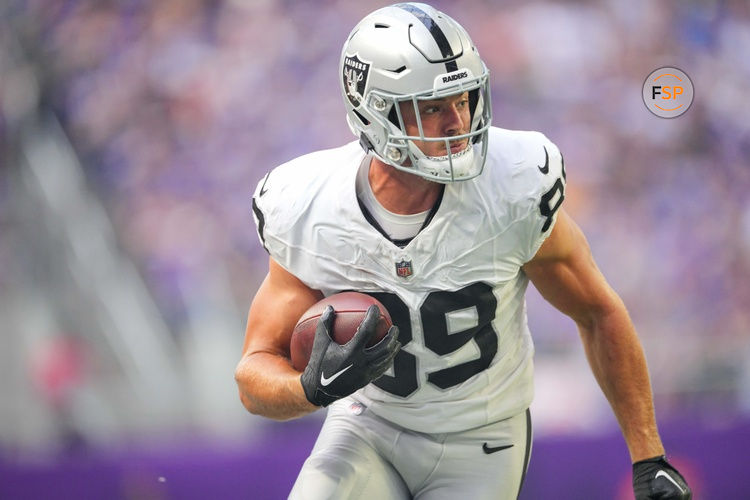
395, 259, 413, 278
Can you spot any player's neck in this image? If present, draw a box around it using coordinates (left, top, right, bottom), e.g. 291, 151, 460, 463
368, 157, 443, 215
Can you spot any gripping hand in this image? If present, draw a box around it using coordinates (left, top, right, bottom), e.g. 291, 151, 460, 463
300, 305, 400, 407
633, 455, 691, 500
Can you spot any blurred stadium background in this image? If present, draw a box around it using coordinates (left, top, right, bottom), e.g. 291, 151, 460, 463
1, 0, 749, 498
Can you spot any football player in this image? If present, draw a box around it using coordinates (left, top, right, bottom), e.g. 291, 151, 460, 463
235, 3, 691, 499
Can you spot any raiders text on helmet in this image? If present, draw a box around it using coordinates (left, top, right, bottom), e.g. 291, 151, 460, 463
340, 2, 492, 182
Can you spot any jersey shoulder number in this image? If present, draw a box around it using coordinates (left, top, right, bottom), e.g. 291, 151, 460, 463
531, 135, 566, 233
485, 128, 567, 261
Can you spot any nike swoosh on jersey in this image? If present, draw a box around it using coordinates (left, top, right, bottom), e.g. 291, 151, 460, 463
320, 364, 354, 387
482, 442, 514, 454
259, 173, 271, 196
655, 470, 685, 493
537, 146, 549, 174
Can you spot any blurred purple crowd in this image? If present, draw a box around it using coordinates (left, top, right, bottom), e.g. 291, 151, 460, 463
4, 0, 750, 425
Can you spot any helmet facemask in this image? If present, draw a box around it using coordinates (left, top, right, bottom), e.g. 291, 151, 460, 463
365, 70, 491, 183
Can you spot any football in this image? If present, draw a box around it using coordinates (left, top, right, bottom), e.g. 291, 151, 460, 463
290, 292, 392, 371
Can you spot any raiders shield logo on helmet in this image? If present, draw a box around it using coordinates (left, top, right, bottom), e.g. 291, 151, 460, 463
343, 53, 371, 108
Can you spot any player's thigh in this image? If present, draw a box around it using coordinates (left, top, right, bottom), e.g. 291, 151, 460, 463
415, 409, 532, 500
289, 401, 410, 500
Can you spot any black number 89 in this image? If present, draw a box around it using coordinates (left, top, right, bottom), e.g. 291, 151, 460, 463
364, 282, 498, 398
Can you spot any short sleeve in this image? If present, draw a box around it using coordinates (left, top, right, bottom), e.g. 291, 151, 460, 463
516, 133, 567, 263
250, 169, 292, 267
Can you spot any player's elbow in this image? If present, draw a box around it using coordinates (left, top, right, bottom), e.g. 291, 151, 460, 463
234, 364, 261, 415
237, 389, 256, 414
235, 387, 297, 421
233, 364, 286, 419
575, 296, 633, 342
573, 285, 627, 330
235, 381, 270, 417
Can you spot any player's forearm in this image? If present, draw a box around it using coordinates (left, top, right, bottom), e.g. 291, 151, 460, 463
577, 303, 665, 462
234, 352, 318, 420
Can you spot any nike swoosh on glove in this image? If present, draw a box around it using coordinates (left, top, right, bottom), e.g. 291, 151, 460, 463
300, 305, 400, 407
633, 455, 691, 500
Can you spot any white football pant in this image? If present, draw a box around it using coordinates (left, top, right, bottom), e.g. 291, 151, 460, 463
289, 398, 532, 500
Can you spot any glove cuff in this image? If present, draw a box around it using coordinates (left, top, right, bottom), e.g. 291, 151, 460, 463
300, 373, 337, 408
311, 388, 337, 407
632, 455, 668, 468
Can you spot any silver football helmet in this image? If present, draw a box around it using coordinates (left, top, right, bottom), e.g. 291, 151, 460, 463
340, 2, 492, 183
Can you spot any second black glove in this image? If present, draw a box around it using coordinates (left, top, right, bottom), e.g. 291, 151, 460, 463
633, 455, 691, 500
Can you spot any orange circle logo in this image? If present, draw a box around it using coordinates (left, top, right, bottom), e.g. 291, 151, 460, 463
642, 67, 694, 118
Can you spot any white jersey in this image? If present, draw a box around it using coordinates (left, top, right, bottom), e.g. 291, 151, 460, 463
252, 127, 566, 433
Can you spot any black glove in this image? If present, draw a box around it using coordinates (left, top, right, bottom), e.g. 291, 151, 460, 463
300, 305, 400, 407
633, 455, 691, 500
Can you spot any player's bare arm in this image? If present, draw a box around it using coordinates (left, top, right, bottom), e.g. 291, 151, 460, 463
234, 257, 322, 420
522, 209, 665, 462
